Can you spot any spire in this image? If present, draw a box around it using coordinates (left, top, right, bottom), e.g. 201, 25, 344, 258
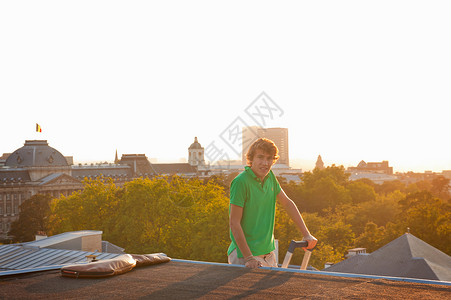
114, 149, 119, 164
315, 155, 325, 170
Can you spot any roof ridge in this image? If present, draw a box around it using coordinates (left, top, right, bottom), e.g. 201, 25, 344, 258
405, 233, 414, 258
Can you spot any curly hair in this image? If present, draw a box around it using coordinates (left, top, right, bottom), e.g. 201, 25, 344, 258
246, 138, 280, 166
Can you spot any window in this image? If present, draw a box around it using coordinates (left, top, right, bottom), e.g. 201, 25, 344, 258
6, 194, 11, 215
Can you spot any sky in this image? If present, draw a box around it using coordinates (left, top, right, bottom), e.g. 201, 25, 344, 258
1, 1, 450, 173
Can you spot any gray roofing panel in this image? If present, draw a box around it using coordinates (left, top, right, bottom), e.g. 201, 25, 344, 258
325, 234, 451, 281
71, 165, 131, 179
424, 260, 451, 282
151, 163, 197, 175
0, 245, 122, 271
7, 248, 49, 269
5, 140, 68, 168
0, 169, 31, 181
13, 248, 75, 269
38, 173, 63, 185
21, 249, 70, 269
102, 240, 125, 254
0, 248, 34, 266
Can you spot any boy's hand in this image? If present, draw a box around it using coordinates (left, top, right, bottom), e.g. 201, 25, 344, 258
303, 234, 318, 250
245, 258, 262, 269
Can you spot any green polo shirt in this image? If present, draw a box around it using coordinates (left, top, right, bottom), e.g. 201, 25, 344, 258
227, 166, 281, 258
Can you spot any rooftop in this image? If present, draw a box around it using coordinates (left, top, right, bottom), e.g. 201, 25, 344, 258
5, 140, 69, 168
21, 230, 103, 249
1, 231, 449, 298
326, 233, 451, 282
0, 244, 121, 272
0, 260, 449, 299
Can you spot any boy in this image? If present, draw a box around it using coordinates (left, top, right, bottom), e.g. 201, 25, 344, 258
228, 138, 317, 268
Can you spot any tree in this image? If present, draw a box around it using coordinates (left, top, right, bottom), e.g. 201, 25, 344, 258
346, 180, 376, 204
302, 177, 351, 214
301, 165, 350, 187
406, 180, 432, 194
431, 175, 450, 200
48, 177, 121, 237
355, 222, 386, 252
339, 191, 403, 235
374, 180, 405, 195
49, 176, 231, 262
296, 165, 352, 214
203, 172, 239, 195
110, 176, 230, 261
9, 194, 52, 242
395, 191, 451, 254
317, 220, 355, 258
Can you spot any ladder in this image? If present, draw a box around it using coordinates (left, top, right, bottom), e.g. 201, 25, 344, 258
281, 240, 314, 270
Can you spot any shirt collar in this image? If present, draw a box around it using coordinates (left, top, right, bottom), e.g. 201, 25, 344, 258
245, 166, 270, 183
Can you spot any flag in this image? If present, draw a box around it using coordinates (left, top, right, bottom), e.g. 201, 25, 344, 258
36, 123, 42, 132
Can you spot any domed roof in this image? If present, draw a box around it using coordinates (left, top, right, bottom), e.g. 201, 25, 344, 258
5, 140, 69, 168
189, 137, 203, 150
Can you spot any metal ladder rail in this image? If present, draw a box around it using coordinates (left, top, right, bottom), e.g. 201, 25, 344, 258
281, 240, 313, 270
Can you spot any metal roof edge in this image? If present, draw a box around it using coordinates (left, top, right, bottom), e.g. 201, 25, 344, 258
171, 259, 451, 286
0, 264, 66, 277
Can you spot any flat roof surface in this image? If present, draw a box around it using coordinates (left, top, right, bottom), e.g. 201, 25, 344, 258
1, 260, 450, 299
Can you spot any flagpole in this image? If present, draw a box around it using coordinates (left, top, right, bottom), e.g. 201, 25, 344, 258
35, 123, 43, 140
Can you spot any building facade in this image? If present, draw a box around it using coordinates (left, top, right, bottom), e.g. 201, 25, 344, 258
0, 139, 207, 239
347, 160, 393, 175
0, 140, 83, 238
242, 127, 289, 166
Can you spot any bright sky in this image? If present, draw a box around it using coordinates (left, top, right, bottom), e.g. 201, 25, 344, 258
1, 1, 450, 173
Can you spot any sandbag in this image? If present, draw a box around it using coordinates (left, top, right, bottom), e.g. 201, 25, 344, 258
130, 253, 171, 267
61, 254, 136, 278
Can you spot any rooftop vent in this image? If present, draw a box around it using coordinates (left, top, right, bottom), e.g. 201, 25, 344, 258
345, 248, 367, 258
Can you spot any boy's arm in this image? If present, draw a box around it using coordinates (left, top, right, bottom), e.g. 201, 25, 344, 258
277, 188, 317, 249
230, 204, 262, 268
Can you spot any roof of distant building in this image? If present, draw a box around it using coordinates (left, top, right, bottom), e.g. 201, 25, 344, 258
325, 233, 451, 281
0, 168, 31, 181
189, 137, 203, 150
119, 154, 157, 176
5, 140, 68, 168
22, 230, 103, 249
151, 163, 197, 175
348, 172, 397, 183
36, 173, 81, 186
278, 174, 302, 183
72, 164, 131, 179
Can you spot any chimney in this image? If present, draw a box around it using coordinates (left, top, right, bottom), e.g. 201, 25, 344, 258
324, 262, 334, 269
86, 254, 98, 263
345, 248, 367, 258
35, 231, 47, 241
